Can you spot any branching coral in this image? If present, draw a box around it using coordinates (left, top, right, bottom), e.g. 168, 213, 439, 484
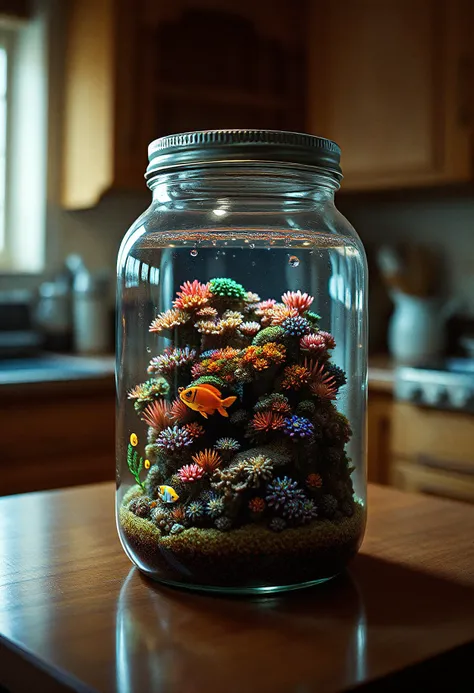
206, 493, 225, 518
147, 346, 197, 376
149, 309, 189, 333
241, 455, 274, 486
173, 280, 211, 310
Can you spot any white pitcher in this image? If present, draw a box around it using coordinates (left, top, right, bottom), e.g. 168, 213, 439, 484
388, 292, 455, 365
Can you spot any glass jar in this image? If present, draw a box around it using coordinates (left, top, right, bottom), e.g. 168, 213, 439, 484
116, 130, 367, 594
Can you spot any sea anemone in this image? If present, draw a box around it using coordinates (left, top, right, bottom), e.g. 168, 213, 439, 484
281, 315, 311, 337
195, 319, 223, 335
173, 280, 211, 310
283, 415, 314, 440
299, 332, 328, 357
266, 476, 306, 513
129, 496, 152, 518
269, 517, 287, 532
269, 304, 299, 325
155, 425, 193, 452
249, 497, 266, 513
281, 364, 311, 390
242, 455, 274, 486
151, 507, 173, 532
319, 494, 338, 519
147, 346, 197, 376
183, 422, 205, 439
300, 499, 318, 523
215, 516, 232, 531
177, 463, 205, 483
214, 438, 241, 456
192, 449, 222, 474
250, 411, 285, 434
209, 277, 247, 300
325, 363, 347, 388
141, 400, 173, 432
319, 330, 336, 350
170, 505, 186, 523
296, 400, 316, 417
196, 306, 218, 319
206, 493, 225, 518
185, 500, 205, 522
306, 472, 323, 489
128, 378, 170, 411
307, 360, 338, 401
149, 309, 189, 333
254, 393, 292, 415
282, 290, 314, 313
239, 321, 261, 337
169, 397, 190, 423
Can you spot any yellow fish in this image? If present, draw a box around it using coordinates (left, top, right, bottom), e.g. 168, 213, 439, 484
179, 383, 237, 419
158, 485, 179, 503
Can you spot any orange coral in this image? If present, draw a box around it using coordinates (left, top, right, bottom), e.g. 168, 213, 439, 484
242, 342, 286, 371
282, 290, 314, 313
173, 280, 211, 310
192, 449, 222, 474
141, 400, 173, 432
281, 365, 311, 390
268, 304, 298, 325
196, 306, 218, 319
149, 309, 188, 333
250, 411, 285, 432
170, 506, 186, 523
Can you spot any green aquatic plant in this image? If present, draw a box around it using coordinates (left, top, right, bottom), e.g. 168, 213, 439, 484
127, 443, 146, 490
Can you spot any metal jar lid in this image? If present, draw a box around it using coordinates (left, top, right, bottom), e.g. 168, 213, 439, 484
146, 129, 342, 180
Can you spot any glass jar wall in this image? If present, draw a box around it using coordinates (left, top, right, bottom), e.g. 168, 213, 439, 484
116, 131, 367, 593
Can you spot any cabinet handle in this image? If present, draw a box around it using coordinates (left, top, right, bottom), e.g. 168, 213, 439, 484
457, 55, 472, 127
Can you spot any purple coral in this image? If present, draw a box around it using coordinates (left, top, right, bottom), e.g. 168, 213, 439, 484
283, 415, 314, 440
266, 476, 306, 513
148, 346, 196, 376
155, 425, 193, 452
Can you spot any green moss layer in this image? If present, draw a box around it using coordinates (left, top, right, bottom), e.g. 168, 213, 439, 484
118, 494, 365, 589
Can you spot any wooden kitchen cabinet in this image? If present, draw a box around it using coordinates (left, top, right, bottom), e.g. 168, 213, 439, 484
62, 0, 306, 209
0, 380, 115, 495
391, 402, 474, 504
307, 0, 472, 190
367, 391, 393, 484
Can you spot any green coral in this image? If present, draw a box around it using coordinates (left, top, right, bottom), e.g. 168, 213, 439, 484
189, 375, 226, 390
129, 377, 170, 413
209, 277, 247, 300
306, 311, 321, 328
127, 443, 145, 490
252, 325, 285, 346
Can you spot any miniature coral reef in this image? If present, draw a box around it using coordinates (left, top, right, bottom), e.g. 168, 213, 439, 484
119, 279, 363, 589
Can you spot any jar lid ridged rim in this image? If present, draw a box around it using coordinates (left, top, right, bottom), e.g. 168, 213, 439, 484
146, 129, 342, 180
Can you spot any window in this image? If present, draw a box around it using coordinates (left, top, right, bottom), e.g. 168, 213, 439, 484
0, 29, 11, 265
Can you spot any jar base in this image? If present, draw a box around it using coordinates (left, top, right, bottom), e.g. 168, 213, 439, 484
138, 571, 337, 595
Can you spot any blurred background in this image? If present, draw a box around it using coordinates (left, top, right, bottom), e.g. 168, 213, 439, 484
1, 0, 473, 501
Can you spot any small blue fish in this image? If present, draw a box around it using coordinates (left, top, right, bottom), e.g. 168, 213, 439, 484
158, 485, 179, 503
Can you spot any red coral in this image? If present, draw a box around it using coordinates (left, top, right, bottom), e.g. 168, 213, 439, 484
249, 497, 266, 513
306, 473, 323, 489
184, 422, 205, 439
170, 397, 190, 423
299, 332, 328, 358
319, 331, 336, 350
141, 400, 172, 432
177, 463, 205, 483
282, 290, 314, 313
306, 360, 338, 401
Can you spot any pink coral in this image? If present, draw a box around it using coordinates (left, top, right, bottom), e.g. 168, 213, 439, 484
282, 290, 314, 313
177, 463, 205, 483
173, 280, 210, 310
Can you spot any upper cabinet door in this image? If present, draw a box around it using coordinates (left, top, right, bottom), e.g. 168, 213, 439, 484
307, 0, 472, 190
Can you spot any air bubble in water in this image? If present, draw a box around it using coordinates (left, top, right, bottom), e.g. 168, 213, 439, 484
289, 255, 300, 267
251, 261, 256, 267
190, 249, 198, 257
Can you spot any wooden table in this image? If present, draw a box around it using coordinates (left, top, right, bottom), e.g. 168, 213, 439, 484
1, 483, 473, 693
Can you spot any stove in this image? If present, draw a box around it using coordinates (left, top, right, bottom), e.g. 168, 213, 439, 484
394, 359, 474, 412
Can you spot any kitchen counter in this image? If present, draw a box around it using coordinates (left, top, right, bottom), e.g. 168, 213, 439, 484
1, 482, 473, 692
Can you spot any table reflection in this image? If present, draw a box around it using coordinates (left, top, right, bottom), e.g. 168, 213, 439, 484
115, 569, 367, 693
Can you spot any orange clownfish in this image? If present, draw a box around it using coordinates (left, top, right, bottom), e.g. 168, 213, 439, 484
179, 384, 237, 419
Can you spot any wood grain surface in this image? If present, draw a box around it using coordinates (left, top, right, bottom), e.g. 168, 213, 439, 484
0, 483, 473, 692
